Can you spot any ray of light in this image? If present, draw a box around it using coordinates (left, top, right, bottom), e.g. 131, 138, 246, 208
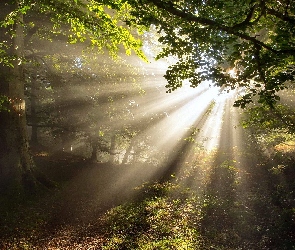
47, 53, 244, 187
110, 85, 231, 185
196, 90, 238, 152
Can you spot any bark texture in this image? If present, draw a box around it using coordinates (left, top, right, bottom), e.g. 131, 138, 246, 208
0, 2, 36, 193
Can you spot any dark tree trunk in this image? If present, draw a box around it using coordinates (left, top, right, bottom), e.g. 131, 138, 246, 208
0, 2, 41, 193
30, 76, 38, 145
90, 137, 99, 162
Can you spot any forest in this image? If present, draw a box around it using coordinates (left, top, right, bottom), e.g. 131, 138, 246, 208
0, 0, 295, 249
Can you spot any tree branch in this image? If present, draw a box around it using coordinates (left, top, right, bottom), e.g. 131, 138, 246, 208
254, 44, 266, 84
284, 0, 290, 16
232, 4, 257, 29
265, 6, 295, 24
145, 0, 295, 55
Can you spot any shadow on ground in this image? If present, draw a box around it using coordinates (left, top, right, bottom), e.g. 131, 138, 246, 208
0, 138, 295, 249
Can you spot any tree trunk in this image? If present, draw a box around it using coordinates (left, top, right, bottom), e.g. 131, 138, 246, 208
108, 133, 117, 164
0, 2, 38, 193
29, 76, 38, 145
90, 136, 99, 162
121, 138, 135, 164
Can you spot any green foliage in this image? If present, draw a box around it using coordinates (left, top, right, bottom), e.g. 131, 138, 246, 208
1, 0, 147, 61
242, 103, 295, 132
242, 103, 295, 151
125, 0, 295, 107
0, 43, 14, 67
4, 0, 294, 107
102, 182, 203, 249
0, 95, 10, 112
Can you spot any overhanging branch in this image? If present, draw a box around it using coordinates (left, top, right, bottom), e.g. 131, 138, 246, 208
145, 0, 295, 55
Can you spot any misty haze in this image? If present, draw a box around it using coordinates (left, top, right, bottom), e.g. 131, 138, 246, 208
1, 1, 295, 249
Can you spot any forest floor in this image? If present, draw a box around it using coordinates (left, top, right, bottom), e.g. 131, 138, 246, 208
1, 136, 295, 250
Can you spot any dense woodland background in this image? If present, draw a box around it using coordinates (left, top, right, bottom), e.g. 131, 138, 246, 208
0, 0, 295, 249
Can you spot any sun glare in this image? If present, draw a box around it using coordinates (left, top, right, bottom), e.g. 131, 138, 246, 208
228, 68, 237, 78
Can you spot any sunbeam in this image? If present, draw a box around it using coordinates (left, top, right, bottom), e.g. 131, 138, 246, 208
2, 1, 295, 248
196, 89, 239, 152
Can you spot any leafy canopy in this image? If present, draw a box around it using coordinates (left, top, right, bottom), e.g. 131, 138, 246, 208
0, 0, 146, 60
2, 0, 294, 108
125, 0, 295, 107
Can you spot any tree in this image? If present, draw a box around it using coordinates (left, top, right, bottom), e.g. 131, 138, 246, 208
0, 0, 145, 193
0, 1, 34, 192
126, 0, 295, 107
